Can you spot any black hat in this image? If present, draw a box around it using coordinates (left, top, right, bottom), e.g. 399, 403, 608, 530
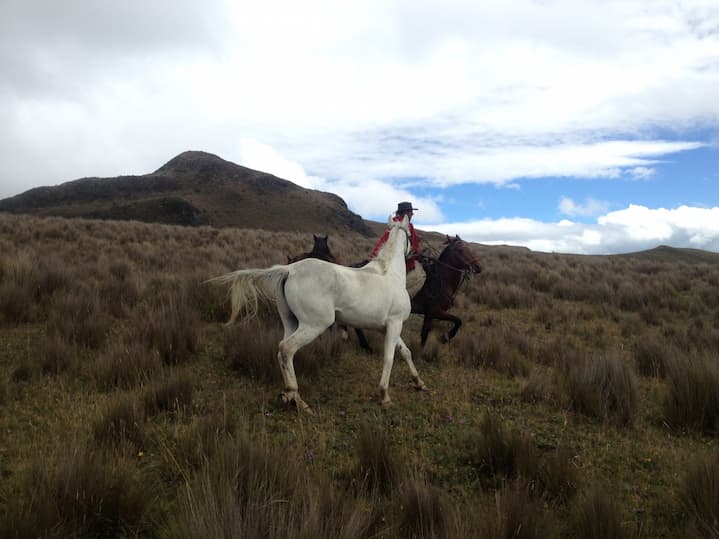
397, 201, 418, 213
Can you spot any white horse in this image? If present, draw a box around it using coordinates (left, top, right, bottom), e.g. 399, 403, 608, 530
208, 215, 427, 412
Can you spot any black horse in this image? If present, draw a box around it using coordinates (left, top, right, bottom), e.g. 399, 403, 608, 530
411, 235, 482, 345
287, 234, 338, 264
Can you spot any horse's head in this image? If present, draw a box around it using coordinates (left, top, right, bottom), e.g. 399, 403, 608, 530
444, 235, 482, 274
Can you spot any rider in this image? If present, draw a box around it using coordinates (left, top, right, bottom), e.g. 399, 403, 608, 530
370, 201, 425, 296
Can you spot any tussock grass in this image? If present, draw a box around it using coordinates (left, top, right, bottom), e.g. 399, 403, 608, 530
2, 213, 719, 538
567, 484, 629, 539
92, 392, 145, 450
223, 320, 284, 382
476, 479, 554, 539
463, 411, 539, 486
355, 424, 403, 496
167, 432, 375, 539
397, 478, 450, 539
143, 368, 195, 416
633, 333, 671, 377
453, 328, 530, 377
48, 286, 111, 349
680, 452, 719, 538
40, 333, 78, 375
663, 353, 719, 435
136, 294, 200, 365
90, 341, 162, 391
0, 445, 151, 539
557, 352, 637, 426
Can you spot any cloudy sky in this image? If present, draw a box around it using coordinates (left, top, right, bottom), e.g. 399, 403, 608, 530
2, 0, 718, 254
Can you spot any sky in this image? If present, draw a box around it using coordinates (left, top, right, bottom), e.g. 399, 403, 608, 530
1, 0, 718, 254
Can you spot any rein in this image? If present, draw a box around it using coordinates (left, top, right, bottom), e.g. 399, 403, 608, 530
417, 246, 479, 301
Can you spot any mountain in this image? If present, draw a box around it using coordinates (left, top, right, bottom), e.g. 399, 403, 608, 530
0, 151, 376, 236
614, 244, 719, 264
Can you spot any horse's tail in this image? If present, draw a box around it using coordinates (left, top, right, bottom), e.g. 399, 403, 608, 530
205, 266, 290, 325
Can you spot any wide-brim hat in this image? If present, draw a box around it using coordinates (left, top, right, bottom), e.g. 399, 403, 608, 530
397, 201, 418, 213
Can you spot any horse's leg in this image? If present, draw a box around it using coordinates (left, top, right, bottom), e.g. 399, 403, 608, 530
420, 315, 434, 347
277, 323, 328, 413
378, 320, 402, 406
433, 311, 462, 343
354, 328, 374, 354
396, 337, 427, 391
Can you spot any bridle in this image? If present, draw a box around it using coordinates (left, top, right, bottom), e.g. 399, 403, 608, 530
418, 241, 481, 298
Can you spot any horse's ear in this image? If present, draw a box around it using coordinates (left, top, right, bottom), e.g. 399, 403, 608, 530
322, 235, 328, 241
313, 234, 318, 240
455, 234, 461, 241
445, 235, 451, 243
387, 214, 394, 226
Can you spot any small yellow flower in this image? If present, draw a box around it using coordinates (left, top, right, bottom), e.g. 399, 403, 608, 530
138, 451, 144, 458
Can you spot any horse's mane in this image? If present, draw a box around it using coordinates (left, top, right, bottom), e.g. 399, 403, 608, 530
374, 217, 407, 273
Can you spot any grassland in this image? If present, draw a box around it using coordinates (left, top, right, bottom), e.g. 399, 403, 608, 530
0, 212, 717, 538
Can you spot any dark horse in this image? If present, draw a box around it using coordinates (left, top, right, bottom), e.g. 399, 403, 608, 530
289, 233, 482, 350
411, 235, 482, 346
287, 234, 338, 264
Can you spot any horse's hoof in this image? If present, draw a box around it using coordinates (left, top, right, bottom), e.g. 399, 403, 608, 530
380, 398, 392, 408
296, 399, 314, 415
415, 383, 429, 392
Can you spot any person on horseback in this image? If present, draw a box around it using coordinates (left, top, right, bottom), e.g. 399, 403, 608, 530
370, 201, 425, 296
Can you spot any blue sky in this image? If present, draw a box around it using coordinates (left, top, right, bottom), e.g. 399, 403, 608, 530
1, 0, 718, 253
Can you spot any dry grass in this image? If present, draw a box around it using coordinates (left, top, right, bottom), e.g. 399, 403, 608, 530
1, 213, 718, 538
567, 484, 630, 539
680, 452, 719, 538
663, 352, 719, 435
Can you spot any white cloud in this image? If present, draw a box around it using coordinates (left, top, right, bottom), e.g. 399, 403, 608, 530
559, 196, 610, 217
235, 138, 445, 222
427, 204, 719, 254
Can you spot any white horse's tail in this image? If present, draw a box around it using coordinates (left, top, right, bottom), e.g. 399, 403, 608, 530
206, 266, 290, 325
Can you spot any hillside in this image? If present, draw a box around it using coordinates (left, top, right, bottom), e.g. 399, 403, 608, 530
0, 151, 376, 237
1, 212, 718, 537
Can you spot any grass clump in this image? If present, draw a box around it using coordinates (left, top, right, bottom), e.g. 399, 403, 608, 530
143, 368, 195, 416
167, 432, 374, 539
680, 452, 719, 538
397, 478, 451, 539
48, 287, 111, 349
92, 392, 146, 451
463, 411, 538, 486
477, 479, 554, 539
567, 484, 629, 539
355, 424, 403, 496
663, 353, 719, 435
557, 352, 637, 426
90, 341, 162, 391
0, 445, 150, 539
136, 294, 200, 365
